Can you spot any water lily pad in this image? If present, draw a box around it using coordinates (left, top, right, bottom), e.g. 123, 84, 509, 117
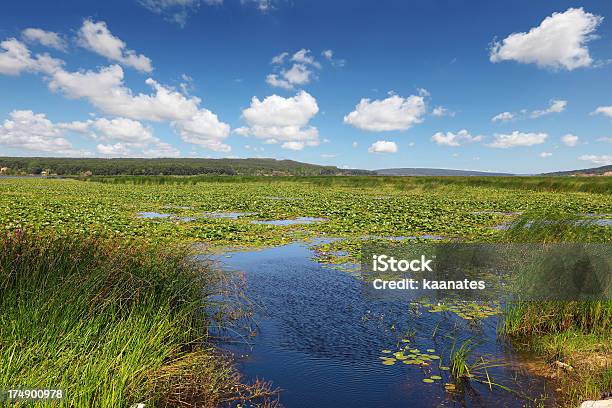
427, 349, 436, 353
430, 375, 442, 380
382, 359, 396, 366
430, 355, 440, 360
422, 378, 434, 383
381, 349, 392, 353
440, 366, 450, 370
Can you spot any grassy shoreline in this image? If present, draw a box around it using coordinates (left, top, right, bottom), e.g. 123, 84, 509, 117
499, 214, 612, 406
0, 231, 274, 407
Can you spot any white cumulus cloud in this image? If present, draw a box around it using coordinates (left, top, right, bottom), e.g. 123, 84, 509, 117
368, 140, 398, 153
432, 106, 454, 117
344, 93, 426, 132
488, 131, 548, 148
431, 129, 482, 146
578, 155, 612, 165
491, 111, 515, 122
77, 20, 153, 73
0, 33, 229, 154
531, 99, 567, 118
592, 106, 612, 117
22, 28, 67, 51
237, 91, 320, 150
489, 8, 603, 71
0, 110, 88, 155
266, 49, 322, 89
49, 66, 198, 121
45, 64, 230, 150
539, 152, 553, 158
0, 38, 63, 76
172, 110, 231, 152
561, 133, 579, 147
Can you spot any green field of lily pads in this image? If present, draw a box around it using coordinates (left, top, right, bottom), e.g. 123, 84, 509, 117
1, 177, 610, 248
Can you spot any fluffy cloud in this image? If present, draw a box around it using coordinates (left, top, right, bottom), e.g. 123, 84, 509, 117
597, 137, 612, 143
492, 100, 567, 122
531, 99, 567, 118
578, 155, 612, 166
271, 51, 289, 64
265, 74, 292, 90
489, 8, 603, 70
22, 28, 67, 51
0, 38, 63, 75
431, 129, 482, 146
44, 64, 230, 150
431, 106, 454, 117
592, 106, 612, 117
266, 49, 321, 89
236, 91, 320, 150
561, 133, 579, 147
77, 20, 153, 73
281, 141, 306, 150
48, 66, 197, 121
91, 117, 154, 143
488, 131, 548, 148
539, 152, 552, 158
31, 115, 181, 157
57, 120, 91, 134
0, 29, 228, 154
0, 106, 195, 158
266, 65, 313, 89
344, 94, 426, 132
0, 110, 86, 155
368, 140, 398, 153
291, 49, 321, 68
96, 140, 180, 157
173, 110, 231, 152
491, 111, 514, 122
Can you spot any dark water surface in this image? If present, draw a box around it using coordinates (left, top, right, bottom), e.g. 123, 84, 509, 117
210, 242, 552, 408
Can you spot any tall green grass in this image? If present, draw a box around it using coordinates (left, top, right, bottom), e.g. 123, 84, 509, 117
0, 231, 270, 407
499, 212, 611, 405
85, 175, 612, 194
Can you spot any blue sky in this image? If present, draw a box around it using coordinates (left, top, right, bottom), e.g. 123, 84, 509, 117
0, 0, 611, 173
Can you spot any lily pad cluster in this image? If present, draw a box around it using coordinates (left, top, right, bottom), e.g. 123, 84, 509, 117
379, 340, 454, 386
422, 301, 501, 320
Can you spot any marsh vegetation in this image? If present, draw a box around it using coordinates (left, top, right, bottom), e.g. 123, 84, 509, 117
0, 175, 609, 406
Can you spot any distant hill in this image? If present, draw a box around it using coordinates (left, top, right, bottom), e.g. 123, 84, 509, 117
0, 157, 373, 177
376, 168, 514, 176
542, 165, 612, 176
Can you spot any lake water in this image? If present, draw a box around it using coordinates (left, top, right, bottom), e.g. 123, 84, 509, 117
210, 242, 553, 408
